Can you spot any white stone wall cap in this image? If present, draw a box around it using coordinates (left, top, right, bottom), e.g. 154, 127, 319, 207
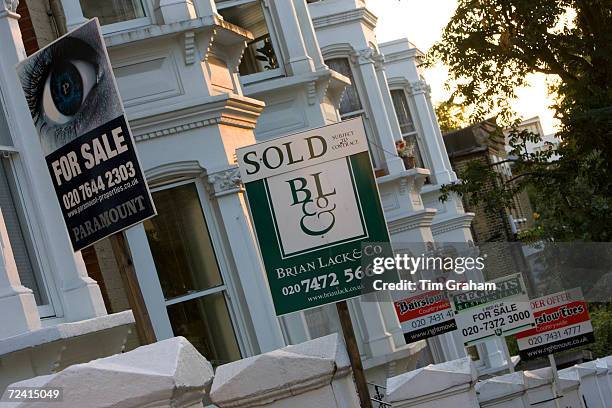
596, 358, 612, 373
525, 367, 579, 391
386, 357, 477, 402
0, 310, 134, 357
3, 337, 213, 408
578, 360, 606, 375
476, 371, 527, 402
283, 333, 350, 371
558, 367, 581, 381
210, 334, 347, 407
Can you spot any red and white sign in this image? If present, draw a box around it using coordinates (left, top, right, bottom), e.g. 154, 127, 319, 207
516, 287, 594, 359
394, 290, 456, 343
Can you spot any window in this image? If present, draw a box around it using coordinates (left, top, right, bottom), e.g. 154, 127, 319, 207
218, 1, 280, 78
143, 183, 241, 366
326, 58, 382, 168
390, 89, 426, 169
326, 58, 363, 117
80, 0, 146, 26
0, 158, 53, 315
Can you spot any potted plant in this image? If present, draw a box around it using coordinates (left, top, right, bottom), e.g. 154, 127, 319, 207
396, 139, 416, 169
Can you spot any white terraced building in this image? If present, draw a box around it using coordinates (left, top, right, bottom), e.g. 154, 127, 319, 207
0, 0, 507, 391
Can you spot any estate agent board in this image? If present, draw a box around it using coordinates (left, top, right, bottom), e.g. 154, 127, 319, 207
516, 287, 594, 359
236, 118, 390, 315
16, 19, 155, 251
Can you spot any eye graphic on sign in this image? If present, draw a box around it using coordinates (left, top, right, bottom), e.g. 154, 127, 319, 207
18, 24, 123, 155
43, 59, 99, 125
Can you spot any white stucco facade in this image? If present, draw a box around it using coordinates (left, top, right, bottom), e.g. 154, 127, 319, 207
1, 0, 506, 392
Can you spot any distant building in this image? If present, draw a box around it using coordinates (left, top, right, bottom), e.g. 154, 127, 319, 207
503, 116, 560, 161
443, 118, 535, 240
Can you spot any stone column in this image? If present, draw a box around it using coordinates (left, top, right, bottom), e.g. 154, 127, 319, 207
406, 80, 454, 185
207, 167, 285, 353
0, 1, 106, 322
0, 209, 41, 339
193, 0, 217, 18
60, 0, 87, 30
156, 0, 197, 24
268, 0, 314, 75
559, 364, 605, 408
349, 296, 395, 357
373, 53, 405, 145
352, 48, 404, 175
291, 0, 326, 71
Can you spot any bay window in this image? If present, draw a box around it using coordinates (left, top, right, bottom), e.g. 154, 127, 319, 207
143, 182, 242, 366
217, 1, 282, 80
326, 58, 363, 118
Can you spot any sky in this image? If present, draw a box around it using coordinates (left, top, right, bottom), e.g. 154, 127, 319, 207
368, 0, 559, 135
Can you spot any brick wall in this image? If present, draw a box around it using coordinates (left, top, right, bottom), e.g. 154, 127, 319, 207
16, 1, 38, 55
448, 151, 525, 280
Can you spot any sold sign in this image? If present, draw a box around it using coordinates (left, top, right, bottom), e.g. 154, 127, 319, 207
237, 118, 391, 315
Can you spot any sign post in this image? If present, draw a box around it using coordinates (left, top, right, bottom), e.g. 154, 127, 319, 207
337, 300, 373, 408
237, 118, 390, 408
16, 19, 156, 252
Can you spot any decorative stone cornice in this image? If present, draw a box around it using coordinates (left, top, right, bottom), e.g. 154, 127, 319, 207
311, 7, 377, 31
129, 94, 264, 142
431, 213, 475, 236
387, 209, 437, 235
207, 167, 242, 197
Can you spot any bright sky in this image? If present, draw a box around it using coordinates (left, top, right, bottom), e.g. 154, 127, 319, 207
368, 0, 559, 135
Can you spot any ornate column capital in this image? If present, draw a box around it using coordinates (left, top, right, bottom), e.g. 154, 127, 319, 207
350, 47, 385, 70
407, 80, 431, 96
207, 167, 243, 197
1, 0, 19, 14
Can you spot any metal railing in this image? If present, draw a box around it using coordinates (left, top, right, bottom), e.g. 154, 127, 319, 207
368, 382, 391, 407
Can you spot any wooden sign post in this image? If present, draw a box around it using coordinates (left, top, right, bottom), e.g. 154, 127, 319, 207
337, 300, 373, 408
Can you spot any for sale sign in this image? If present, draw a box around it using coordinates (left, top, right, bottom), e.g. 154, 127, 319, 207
16, 20, 155, 251
450, 273, 535, 346
394, 289, 457, 343
236, 118, 391, 315
516, 287, 594, 360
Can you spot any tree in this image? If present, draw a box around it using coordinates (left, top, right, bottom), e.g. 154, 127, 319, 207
435, 99, 471, 133
429, 0, 612, 241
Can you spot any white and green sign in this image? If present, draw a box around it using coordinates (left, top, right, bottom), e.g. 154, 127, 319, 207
237, 118, 390, 315
450, 273, 535, 346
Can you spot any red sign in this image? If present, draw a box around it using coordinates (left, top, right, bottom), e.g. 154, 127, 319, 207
516, 288, 594, 359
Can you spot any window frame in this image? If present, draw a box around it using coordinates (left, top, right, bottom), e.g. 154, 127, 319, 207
147, 177, 256, 359
389, 87, 429, 171
78, 0, 154, 34
216, 0, 285, 84
324, 56, 383, 169
1, 153, 61, 318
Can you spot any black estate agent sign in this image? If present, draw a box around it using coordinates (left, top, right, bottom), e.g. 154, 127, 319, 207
17, 19, 155, 251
